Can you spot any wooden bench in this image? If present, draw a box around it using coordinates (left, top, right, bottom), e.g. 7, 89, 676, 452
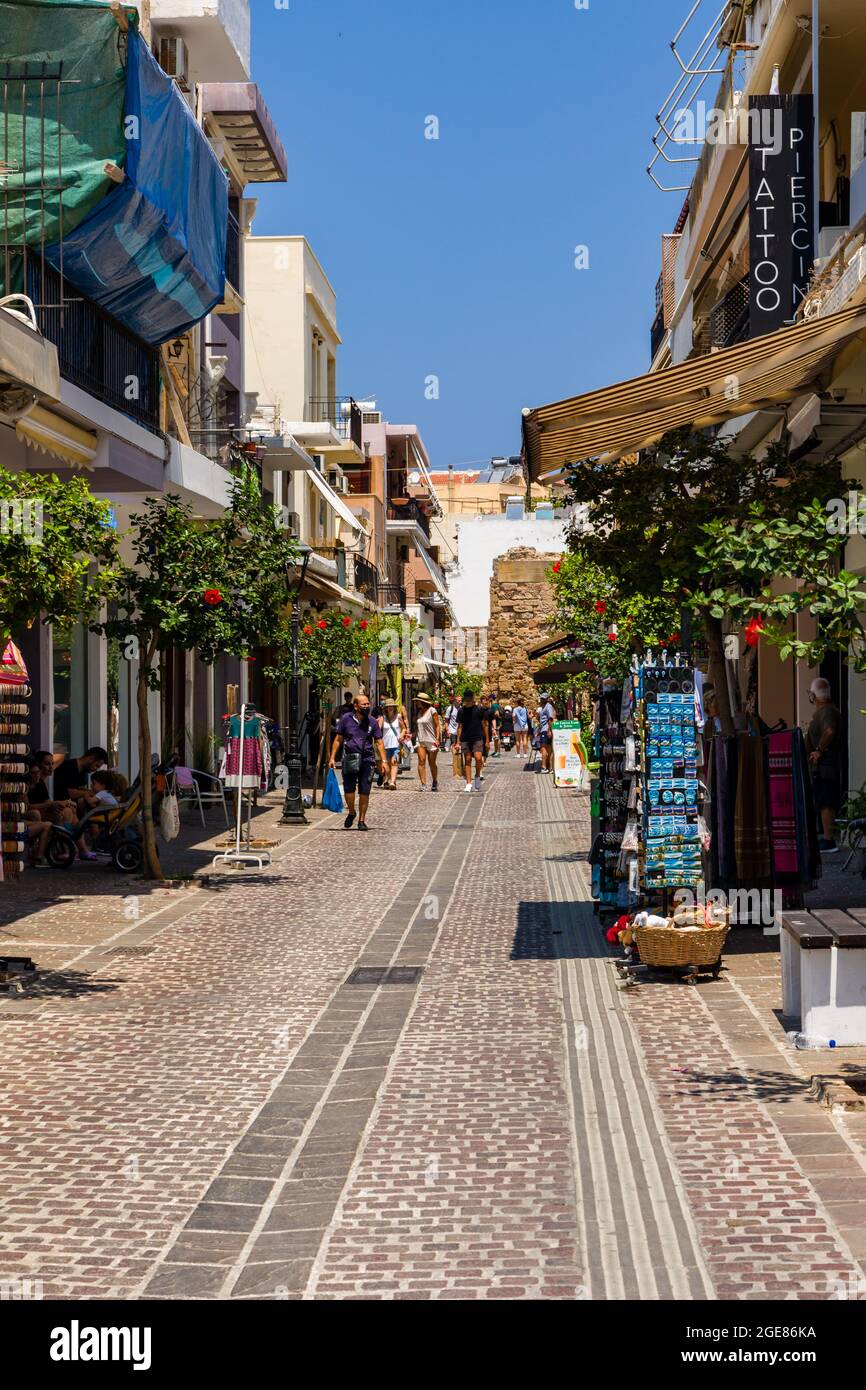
781, 910, 866, 1045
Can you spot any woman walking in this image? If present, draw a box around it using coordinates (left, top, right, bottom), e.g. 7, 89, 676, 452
415, 693, 441, 792
381, 697, 408, 790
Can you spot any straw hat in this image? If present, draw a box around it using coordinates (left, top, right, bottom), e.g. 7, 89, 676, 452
414, 692, 434, 704
383, 697, 399, 708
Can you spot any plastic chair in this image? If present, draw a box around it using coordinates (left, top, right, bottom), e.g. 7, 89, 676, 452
172, 765, 230, 828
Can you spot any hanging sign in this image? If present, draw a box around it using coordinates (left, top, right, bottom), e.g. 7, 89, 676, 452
552, 720, 586, 789
749, 94, 815, 336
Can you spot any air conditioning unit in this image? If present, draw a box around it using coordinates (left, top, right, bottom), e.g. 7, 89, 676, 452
328, 467, 348, 494
157, 36, 190, 90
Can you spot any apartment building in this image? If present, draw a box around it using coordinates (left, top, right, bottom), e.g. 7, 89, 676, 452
0, 0, 293, 775
428, 458, 560, 568
524, 0, 866, 795
646, 0, 866, 788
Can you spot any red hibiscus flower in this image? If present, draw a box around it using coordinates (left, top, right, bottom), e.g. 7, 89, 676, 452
343, 617, 351, 628
303, 626, 313, 636
553, 561, 561, 574
745, 616, 765, 647
608, 632, 618, 643
203, 589, 223, 606
317, 619, 327, 630
360, 620, 368, 630
595, 600, 607, 615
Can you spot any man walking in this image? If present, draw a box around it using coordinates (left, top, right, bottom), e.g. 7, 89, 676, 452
538, 691, 556, 774
456, 688, 489, 793
329, 693, 386, 831
805, 677, 843, 852
488, 693, 502, 757
444, 693, 462, 750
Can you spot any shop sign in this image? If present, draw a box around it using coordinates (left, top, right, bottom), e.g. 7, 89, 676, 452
552, 720, 586, 789
748, 94, 815, 336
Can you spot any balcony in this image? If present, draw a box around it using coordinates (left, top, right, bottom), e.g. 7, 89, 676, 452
199, 82, 288, 184
352, 554, 380, 605
387, 496, 431, 542
28, 260, 160, 432
650, 303, 666, 361
377, 582, 406, 611
151, 0, 251, 81
307, 397, 363, 451
708, 276, 750, 350
225, 210, 241, 292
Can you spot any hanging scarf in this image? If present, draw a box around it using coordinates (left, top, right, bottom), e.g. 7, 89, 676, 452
711, 736, 739, 885
734, 731, 772, 885
767, 730, 798, 880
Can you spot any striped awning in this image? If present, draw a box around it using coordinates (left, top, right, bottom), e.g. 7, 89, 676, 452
522, 304, 866, 481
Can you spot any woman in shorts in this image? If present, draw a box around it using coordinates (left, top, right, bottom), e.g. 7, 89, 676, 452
414, 693, 442, 792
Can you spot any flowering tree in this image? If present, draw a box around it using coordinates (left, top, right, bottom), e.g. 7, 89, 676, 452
95, 467, 299, 878
563, 429, 845, 732
550, 551, 682, 687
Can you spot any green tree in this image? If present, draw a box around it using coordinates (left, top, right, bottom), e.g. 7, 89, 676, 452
694, 494, 866, 674
96, 467, 299, 878
550, 551, 682, 687
441, 664, 484, 701
0, 469, 121, 641
265, 607, 372, 803
564, 429, 846, 732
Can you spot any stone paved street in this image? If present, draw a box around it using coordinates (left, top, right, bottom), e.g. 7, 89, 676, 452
2, 759, 866, 1300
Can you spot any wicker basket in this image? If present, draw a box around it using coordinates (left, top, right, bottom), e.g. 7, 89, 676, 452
634, 922, 729, 968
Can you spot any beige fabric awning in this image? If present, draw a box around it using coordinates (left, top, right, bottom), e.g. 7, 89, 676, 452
522, 304, 866, 481
16, 406, 98, 467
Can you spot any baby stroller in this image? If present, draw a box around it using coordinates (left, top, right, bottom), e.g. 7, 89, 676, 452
43, 758, 174, 874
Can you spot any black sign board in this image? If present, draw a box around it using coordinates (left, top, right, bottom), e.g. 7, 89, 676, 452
748, 94, 815, 336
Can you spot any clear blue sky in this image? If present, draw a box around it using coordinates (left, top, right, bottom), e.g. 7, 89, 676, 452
251, 0, 687, 468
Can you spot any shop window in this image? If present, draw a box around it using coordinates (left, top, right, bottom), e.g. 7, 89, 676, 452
53, 619, 87, 757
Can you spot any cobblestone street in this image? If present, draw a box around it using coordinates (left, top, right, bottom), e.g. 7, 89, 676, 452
3, 760, 866, 1301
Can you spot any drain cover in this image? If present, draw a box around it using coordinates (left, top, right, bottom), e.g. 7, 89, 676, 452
385, 966, 423, 985
345, 967, 387, 986
104, 946, 157, 958
344, 966, 424, 987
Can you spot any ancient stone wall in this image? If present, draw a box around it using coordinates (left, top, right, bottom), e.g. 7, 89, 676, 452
484, 547, 556, 703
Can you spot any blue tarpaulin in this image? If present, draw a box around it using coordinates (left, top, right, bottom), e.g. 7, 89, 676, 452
46, 27, 228, 345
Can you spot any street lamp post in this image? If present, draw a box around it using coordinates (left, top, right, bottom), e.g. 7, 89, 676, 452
281, 543, 312, 825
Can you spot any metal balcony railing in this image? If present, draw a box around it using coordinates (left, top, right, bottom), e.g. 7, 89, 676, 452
225, 210, 241, 291
352, 554, 380, 604
28, 259, 160, 431
708, 275, 750, 349
307, 395, 363, 450
650, 304, 666, 360
377, 582, 406, 611
387, 497, 430, 540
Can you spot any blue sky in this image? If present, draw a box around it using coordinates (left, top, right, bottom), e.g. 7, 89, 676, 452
251, 0, 688, 468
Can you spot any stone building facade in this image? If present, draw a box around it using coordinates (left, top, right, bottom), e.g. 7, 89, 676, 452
485, 547, 556, 702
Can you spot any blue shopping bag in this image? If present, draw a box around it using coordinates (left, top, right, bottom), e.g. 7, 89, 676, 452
322, 767, 345, 813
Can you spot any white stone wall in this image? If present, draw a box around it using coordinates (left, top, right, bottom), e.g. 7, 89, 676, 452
447, 517, 568, 629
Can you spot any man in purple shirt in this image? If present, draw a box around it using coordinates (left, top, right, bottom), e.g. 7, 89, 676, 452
328, 693, 386, 831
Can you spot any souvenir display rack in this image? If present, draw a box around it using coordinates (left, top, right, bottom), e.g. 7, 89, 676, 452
637, 664, 702, 897
0, 641, 31, 881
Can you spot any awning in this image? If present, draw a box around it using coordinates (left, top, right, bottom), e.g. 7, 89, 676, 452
306, 465, 367, 539
16, 406, 98, 467
522, 304, 866, 481
415, 544, 449, 598
532, 659, 585, 684
527, 631, 578, 661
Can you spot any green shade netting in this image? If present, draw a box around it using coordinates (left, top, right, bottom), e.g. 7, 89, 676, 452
0, 0, 130, 290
